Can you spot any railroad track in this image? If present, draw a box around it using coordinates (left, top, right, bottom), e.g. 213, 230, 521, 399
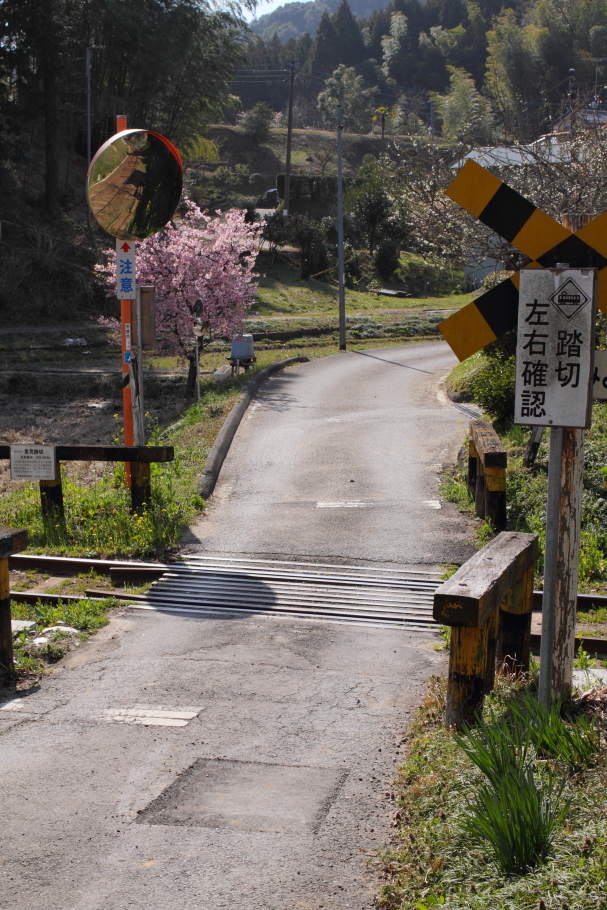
127, 556, 442, 629
9, 553, 443, 629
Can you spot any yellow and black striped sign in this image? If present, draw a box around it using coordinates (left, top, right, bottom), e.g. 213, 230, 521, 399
441, 159, 607, 360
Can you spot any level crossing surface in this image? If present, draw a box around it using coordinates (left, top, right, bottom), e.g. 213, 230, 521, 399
1, 341, 476, 910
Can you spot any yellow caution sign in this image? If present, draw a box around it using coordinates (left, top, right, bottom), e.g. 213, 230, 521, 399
441, 160, 607, 360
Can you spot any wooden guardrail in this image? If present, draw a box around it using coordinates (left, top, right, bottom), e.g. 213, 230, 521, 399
0, 445, 174, 518
433, 531, 538, 729
0, 527, 27, 676
467, 420, 507, 530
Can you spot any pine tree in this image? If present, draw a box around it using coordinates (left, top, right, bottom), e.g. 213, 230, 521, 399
310, 11, 341, 76
332, 0, 366, 69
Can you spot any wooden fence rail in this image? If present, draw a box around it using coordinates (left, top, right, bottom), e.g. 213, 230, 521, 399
0, 527, 27, 676
433, 531, 538, 729
0, 445, 174, 518
467, 420, 507, 530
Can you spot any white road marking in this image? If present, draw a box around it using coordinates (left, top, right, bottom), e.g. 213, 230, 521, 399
103, 705, 204, 726
423, 501, 442, 509
316, 501, 368, 508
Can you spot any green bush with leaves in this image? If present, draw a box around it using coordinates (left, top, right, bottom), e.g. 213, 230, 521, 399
242, 102, 274, 143
468, 355, 516, 429
374, 240, 400, 280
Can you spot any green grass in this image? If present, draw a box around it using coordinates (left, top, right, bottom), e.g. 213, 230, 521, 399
254, 261, 472, 319
9, 595, 118, 677
379, 675, 607, 910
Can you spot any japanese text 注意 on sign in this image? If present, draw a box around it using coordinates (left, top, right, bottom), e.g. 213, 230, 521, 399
514, 269, 596, 429
116, 240, 136, 300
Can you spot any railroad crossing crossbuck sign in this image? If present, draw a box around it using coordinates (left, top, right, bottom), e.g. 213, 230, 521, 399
439, 159, 607, 361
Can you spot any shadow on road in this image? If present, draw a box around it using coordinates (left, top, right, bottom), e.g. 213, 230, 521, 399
352, 349, 434, 374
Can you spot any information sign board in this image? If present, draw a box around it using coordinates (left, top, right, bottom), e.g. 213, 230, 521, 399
514, 269, 596, 428
116, 240, 136, 299
10, 445, 57, 480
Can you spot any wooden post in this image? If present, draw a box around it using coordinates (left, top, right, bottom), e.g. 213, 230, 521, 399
484, 465, 507, 530
467, 439, 477, 497
483, 607, 500, 694
130, 462, 151, 513
446, 623, 489, 729
39, 454, 64, 529
475, 458, 486, 518
0, 528, 28, 676
551, 428, 585, 697
497, 566, 534, 674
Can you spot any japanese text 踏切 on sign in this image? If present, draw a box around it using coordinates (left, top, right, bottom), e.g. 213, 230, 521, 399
514, 269, 596, 429
116, 240, 136, 300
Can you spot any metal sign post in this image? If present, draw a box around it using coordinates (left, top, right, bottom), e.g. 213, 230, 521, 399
116, 237, 136, 457
336, 105, 346, 352
515, 268, 596, 705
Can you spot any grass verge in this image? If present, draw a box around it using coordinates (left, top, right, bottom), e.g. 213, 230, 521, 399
441, 401, 607, 595
8, 594, 119, 679
378, 674, 607, 910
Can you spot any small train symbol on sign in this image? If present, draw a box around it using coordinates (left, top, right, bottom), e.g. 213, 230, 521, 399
549, 278, 590, 320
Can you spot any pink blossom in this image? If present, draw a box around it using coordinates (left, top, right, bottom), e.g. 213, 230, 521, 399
96, 200, 260, 361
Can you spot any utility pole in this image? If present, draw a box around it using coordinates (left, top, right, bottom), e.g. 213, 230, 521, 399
283, 61, 295, 217
86, 45, 104, 230
337, 104, 346, 351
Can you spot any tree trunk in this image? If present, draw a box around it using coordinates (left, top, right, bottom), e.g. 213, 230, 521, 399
185, 351, 197, 401
40, 0, 61, 218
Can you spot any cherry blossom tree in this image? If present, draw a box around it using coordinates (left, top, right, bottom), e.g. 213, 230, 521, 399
97, 201, 261, 397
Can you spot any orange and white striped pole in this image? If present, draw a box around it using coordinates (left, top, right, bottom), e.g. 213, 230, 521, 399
116, 115, 134, 482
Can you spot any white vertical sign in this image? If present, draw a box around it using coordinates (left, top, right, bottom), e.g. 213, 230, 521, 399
515, 269, 595, 429
116, 240, 136, 299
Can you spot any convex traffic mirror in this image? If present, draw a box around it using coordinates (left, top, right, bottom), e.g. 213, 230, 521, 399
87, 129, 183, 240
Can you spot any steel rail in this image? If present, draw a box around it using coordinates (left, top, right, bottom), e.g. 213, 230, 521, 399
148, 576, 435, 607
128, 602, 436, 630
183, 554, 443, 577
131, 597, 437, 626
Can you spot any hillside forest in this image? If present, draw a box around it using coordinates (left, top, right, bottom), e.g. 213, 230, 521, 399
1, 0, 607, 325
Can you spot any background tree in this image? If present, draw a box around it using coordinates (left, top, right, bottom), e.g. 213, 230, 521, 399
347, 160, 395, 252
242, 102, 275, 143
317, 65, 375, 131
434, 66, 495, 143
97, 202, 261, 398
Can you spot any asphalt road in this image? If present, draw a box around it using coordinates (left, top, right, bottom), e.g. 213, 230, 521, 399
186, 341, 476, 567
1, 341, 476, 910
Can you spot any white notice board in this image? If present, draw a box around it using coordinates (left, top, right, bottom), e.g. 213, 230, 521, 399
514, 269, 596, 428
10, 445, 57, 480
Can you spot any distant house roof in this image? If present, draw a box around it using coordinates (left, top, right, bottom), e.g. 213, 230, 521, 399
451, 133, 573, 170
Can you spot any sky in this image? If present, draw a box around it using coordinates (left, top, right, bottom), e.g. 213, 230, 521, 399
245, 0, 291, 21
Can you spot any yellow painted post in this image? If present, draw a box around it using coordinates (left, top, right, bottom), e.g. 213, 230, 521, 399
445, 622, 489, 729
498, 566, 534, 675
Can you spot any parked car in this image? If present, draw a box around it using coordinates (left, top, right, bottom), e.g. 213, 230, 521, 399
256, 188, 279, 208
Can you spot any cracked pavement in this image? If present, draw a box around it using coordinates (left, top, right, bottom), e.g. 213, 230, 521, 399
1, 342, 475, 909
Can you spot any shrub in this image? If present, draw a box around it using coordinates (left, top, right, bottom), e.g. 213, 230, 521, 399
287, 216, 329, 280
242, 102, 274, 143
463, 767, 569, 875
374, 240, 400, 280
468, 355, 516, 429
